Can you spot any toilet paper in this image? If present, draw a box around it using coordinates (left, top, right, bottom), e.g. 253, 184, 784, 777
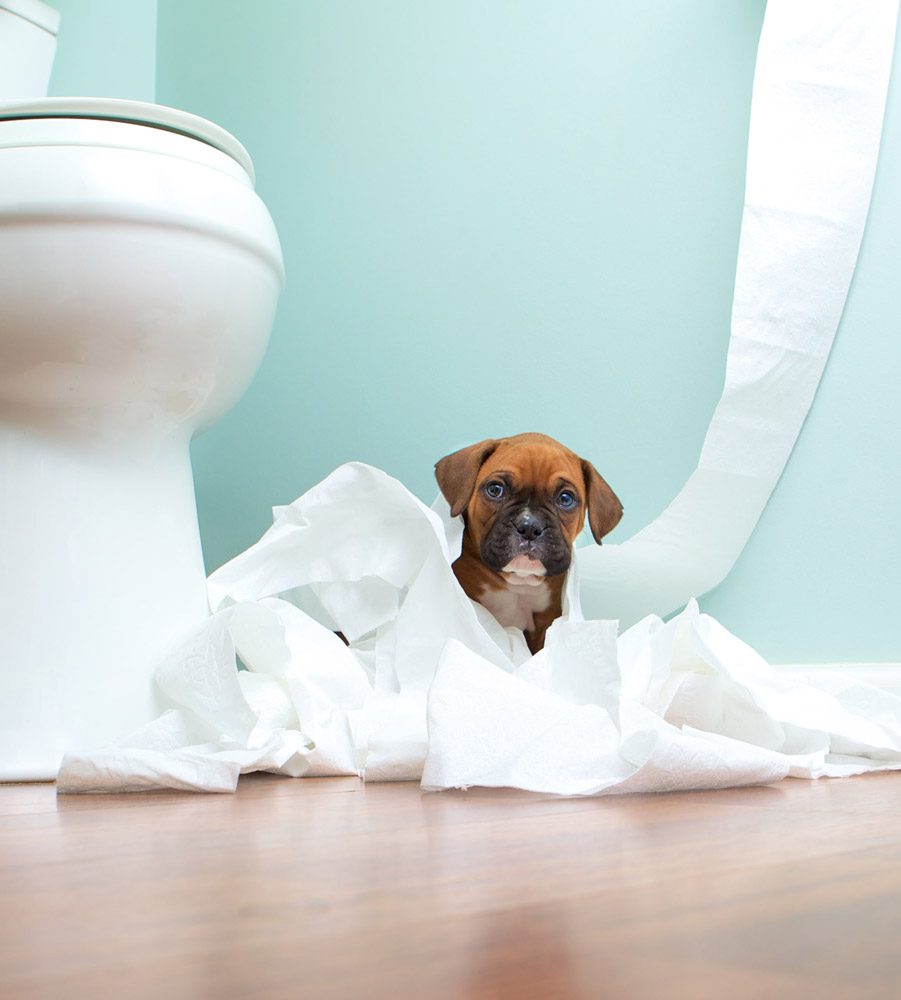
423, 602, 901, 795
56, 0, 901, 795
57, 463, 901, 794
579, 0, 901, 627
58, 463, 530, 792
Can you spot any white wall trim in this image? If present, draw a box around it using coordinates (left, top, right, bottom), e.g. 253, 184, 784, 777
774, 662, 901, 692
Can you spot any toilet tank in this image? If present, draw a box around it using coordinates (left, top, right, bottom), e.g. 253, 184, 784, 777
0, 0, 60, 98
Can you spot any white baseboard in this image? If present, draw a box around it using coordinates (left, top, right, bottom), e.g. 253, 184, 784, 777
774, 662, 901, 692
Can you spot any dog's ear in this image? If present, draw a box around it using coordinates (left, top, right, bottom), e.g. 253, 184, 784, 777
582, 459, 623, 544
435, 439, 499, 517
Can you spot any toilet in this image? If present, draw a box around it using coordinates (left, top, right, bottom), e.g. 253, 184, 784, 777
0, 0, 59, 98
0, 1, 285, 779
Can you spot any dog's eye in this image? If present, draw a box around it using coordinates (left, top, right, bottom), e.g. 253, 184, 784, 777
557, 490, 578, 510
483, 481, 506, 500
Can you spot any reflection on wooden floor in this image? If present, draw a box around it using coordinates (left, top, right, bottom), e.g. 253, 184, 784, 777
2, 771, 900, 999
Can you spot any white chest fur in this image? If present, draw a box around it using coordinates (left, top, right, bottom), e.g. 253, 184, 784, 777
477, 580, 552, 633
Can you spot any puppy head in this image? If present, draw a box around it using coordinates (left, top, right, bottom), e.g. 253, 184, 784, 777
435, 433, 623, 581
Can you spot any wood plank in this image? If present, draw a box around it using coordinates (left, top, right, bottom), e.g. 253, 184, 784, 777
1, 773, 900, 999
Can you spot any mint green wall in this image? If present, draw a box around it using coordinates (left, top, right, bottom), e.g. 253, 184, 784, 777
151, 1, 900, 664
49, 0, 156, 100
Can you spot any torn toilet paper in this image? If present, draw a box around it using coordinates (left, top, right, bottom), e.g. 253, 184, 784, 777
57, 463, 901, 794
55, 0, 901, 795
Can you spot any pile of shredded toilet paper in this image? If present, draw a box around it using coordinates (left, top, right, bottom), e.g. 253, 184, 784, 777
57, 463, 901, 794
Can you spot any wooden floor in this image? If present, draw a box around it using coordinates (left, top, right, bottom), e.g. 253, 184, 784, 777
2, 773, 901, 1000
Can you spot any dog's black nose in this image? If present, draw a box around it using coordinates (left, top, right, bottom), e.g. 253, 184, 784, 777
514, 510, 545, 540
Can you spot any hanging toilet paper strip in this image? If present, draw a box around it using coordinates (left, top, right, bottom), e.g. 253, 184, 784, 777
578, 0, 901, 627
56, 464, 901, 794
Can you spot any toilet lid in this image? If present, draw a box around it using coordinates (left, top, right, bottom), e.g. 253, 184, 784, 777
0, 97, 255, 181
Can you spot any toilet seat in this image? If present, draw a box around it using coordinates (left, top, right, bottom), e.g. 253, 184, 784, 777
0, 96, 255, 181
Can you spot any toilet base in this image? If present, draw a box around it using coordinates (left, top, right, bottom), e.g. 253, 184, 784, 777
0, 426, 211, 782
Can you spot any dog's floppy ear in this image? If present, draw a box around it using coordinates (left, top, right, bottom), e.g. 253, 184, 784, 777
435, 439, 499, 517
582, 459, 623, 543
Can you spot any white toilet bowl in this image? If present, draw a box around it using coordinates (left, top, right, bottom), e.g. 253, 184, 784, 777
0, 98, 284, 780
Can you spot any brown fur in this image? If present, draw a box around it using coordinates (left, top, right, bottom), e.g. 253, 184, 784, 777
436, 433, 622, 653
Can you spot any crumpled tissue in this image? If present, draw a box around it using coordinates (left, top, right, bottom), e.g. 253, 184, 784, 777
56, 0, 901, 795
57, 462, 901, 794
58, 463, 528, 792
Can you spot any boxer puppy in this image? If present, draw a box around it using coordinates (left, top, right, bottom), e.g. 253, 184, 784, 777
435, 433, 622, 654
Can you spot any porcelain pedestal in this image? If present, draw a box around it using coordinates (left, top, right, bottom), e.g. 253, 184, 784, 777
0, 429, 211, 780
